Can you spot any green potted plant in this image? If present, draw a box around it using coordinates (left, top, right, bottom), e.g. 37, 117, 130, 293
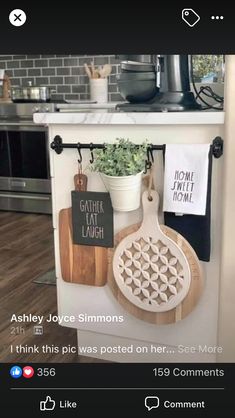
92, 138, 148, 211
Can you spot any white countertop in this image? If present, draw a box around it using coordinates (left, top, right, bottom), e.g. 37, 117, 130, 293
34, 111, 225, 125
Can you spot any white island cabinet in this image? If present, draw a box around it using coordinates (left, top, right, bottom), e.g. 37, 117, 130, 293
34, 111, 225, 362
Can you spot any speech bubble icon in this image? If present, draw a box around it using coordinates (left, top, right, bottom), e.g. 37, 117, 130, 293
145, 396, 160, 411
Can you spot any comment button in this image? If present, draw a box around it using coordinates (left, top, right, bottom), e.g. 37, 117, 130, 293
145, 396, 160, 411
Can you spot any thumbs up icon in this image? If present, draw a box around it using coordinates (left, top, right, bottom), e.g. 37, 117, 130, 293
13, 368, 21, 376
40, 396, 56, 411
10, 366, 22, 378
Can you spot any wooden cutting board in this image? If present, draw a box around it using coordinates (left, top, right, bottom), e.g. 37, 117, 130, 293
59, 173, 108, 286
113, 191, 191, 313
108, 222, 203, 324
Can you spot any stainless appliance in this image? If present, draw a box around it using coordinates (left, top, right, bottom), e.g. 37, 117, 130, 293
11, 82, 55, 103
117, 55, 201, 111
0, 102, 58, 214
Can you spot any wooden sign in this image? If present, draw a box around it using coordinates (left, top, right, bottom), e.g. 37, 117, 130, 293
71, 191, 114, 247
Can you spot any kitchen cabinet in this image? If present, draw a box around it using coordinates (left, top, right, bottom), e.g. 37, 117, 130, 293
35, 110, 226, 362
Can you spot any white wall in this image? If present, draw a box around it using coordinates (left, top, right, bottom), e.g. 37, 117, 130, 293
217, 55, 235, 361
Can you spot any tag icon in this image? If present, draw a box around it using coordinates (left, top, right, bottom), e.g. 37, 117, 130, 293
182, 9, 200, 27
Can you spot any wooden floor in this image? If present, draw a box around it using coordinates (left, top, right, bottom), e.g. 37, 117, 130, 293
0, 211, 102, 363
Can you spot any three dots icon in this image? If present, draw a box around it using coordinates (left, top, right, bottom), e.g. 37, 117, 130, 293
211, 16, 224, 20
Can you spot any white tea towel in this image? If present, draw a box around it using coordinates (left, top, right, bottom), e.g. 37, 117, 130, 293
163, 143, 210, 215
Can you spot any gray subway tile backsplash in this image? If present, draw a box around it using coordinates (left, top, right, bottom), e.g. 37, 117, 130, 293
49, 76, 64, 85
80, 93, 89, 100
108, 84, 118, 93
111, 65, 117, 74
0, 56, 12, 61
14, 69, 27, 77
49, 59, 63, 67
35, 77, 49, 85
78, 57, 93, 66
109, 74, 118, 84
64, 94, 80, 100
34, 59, 48, 68
64, 76, 79, 85
43, 55, 56, 58
20, 60, 34, 68
28, 69, 41, 76
0, 54, 122, 102
79, 75, 89, 84
110, 93, 123, 101
13, 55, 26, 60
51, 94, 64, 101
64, 58, 78, 67
72, 85, 86, 93
7, 61, 20, 69
26, 55, 40, 59
42, 68, 56, 76
94, 56, 109, 65
57, 85, 71, 93
56, 67, 70, 76
71, 67, 84, 76
109, 56, 120, 64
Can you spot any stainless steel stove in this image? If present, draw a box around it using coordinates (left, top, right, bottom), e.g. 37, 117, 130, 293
0, 101, 60, 214
0, 101, 59, 120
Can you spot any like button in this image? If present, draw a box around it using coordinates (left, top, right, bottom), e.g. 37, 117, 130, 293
40, 396, 56, 411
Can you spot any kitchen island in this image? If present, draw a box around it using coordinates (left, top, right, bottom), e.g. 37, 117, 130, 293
34, 109, 230, 362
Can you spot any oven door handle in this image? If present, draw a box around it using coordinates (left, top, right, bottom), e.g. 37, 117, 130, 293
0, 122, 35, 125
0, 122, 46, 131
0, 193, 50, 200
10, 180, 27, 188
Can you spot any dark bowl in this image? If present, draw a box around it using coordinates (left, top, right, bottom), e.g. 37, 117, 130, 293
117, 78, 158, 103
117, 72, 156, 81
121, 61, 155, 72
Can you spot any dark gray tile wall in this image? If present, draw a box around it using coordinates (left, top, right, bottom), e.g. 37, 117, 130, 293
0, 55, 123, 102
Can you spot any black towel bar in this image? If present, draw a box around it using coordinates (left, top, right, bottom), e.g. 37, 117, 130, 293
50, 135, 223, 159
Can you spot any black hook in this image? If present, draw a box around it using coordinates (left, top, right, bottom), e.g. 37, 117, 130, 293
77, 143, 82, 163
147, 146, 154, 164
143, 160, 152, 174
89, 143, 94, 164
143, 146, 153, 174
51, 135, 63, 154
212, 136, 223, 159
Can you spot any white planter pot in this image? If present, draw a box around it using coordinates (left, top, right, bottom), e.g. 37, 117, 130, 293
102, 172, 143, 212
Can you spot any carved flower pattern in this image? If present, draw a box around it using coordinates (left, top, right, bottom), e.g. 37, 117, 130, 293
118, 238, 185, 307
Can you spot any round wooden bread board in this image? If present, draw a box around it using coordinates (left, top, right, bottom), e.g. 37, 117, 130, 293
108, 223, 203, 324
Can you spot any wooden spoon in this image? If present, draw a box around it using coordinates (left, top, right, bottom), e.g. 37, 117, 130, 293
94, 69, 100, 79
99, 64, 112, 78
90, 62, 100, 78
84, 63, 92, 79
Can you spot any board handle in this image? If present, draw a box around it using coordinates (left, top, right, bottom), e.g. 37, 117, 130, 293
141, 190, 160, 231
74, 173, 88, 191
